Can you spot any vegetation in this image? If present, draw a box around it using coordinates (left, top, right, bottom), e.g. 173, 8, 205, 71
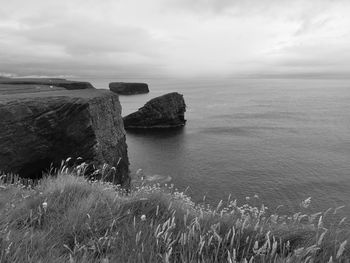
0, 162, 349, 262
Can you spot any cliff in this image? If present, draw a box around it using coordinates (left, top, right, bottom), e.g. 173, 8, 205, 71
123, 92, 186, 128
0, 78, 95, 90
109, 82, 149, 95
0, 85, 129, 185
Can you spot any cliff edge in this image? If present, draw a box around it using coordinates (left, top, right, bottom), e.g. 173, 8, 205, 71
0, 78, 95, 90
0, 84, 129, 185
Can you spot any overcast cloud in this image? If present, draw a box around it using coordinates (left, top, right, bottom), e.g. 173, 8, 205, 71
1, 0, 350, 78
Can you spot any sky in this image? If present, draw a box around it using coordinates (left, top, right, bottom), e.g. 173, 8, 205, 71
1, 0, 350, 78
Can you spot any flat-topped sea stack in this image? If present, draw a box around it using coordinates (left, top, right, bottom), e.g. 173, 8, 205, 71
0, 82, 129, 185
0, 78, 95, 90
109, 82, 149, 95
123, 92, 186, 129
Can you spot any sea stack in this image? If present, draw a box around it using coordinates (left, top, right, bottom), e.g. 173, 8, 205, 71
123, 92, 186, 129
109, 82, 149, 95
0, 80, 129, 185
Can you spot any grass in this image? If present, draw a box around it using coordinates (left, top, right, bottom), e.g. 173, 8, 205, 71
0, 163, 349, 262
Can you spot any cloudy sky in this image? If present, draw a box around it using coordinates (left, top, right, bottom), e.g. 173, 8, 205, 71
1, 0, 350, 78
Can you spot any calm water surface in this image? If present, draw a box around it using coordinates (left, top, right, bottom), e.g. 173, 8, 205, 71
85, 78, 350, 215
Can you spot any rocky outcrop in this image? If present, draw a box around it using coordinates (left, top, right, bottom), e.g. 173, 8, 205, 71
0, 78, 95, 90
109, 82, 149, 95
0, 87, 129, 185
123, 92, 186, 128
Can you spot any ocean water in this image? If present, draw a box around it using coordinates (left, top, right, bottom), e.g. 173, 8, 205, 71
85, 78, 350, 215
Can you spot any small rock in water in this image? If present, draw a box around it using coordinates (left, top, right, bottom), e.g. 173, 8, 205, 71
145, 174, 172, 184
123, 92, 186, 129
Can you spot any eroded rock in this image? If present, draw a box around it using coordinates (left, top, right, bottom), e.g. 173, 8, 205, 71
123, 92, 186, 128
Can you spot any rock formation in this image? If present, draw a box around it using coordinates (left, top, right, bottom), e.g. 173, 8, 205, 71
0, 84, 129, 185
123, 92, 186, 128
0, 78, 95, 90
109, 82, 149, 95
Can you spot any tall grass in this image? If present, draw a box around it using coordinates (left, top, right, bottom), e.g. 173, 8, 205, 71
0, 165, 349, 262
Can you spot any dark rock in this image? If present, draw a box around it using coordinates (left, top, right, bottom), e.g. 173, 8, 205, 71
0, 84, 66, 94
0, 88, 129, 185
0, 78, 95, 90
109, 82, 149, 95
123, 92, 186, 128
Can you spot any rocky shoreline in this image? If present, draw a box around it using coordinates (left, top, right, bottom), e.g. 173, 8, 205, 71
0, 78, 186, 185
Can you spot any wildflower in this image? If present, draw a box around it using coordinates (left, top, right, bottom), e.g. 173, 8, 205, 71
141, 215, 146, 221
301, 197, 311, 208
42, 201, 48, 212
253, 241, 259, 253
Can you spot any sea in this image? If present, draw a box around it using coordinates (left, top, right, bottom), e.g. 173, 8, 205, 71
78, 77, 350, 216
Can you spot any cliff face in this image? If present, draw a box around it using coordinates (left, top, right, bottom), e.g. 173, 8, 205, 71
109, 82, 149, 95
123, 92, 186, 128
0, 87, 129, 185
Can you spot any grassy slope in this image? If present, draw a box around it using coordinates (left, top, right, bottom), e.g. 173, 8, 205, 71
0, 170, 349, 263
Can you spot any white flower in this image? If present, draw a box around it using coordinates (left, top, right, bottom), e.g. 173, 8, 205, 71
140, 215, 146, 221
42, 201, 48, 212
253, 241, 259, 253
301, 197, 312, 209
